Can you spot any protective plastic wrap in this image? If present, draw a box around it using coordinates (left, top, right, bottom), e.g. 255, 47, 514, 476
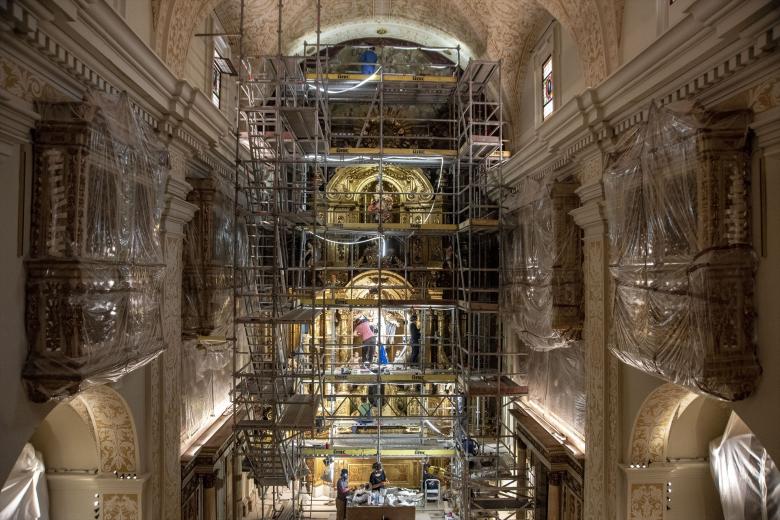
0, 443, 48, 520
710, 413, 780, 520
605, 104, 760, 401
505, 179, 585, 434
181, 339, 233, 442
24, 92, 167, 402
183, 178, 245, 338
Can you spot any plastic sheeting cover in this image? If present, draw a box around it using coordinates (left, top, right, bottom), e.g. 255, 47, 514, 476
0, 443, 49, 520
710, 413, 780, 520
605, 104, 758, 400
24, 91, 167, 401
181, 339, 233, 443
505, 179, 585, 435
183, 181, 247, 338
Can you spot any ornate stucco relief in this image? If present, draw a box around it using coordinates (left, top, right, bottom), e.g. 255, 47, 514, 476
0, 57, 60, 102
629, 383, 697, 465
628, 483, 664, 520
103, 493, 140, 520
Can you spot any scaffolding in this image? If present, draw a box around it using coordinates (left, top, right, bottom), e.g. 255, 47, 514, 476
451, 61, 531, 519
229, 2, 527, 518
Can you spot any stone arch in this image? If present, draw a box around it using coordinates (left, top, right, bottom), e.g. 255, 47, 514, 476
342, 269, 414, 301
68, 385, 140, 474
628, 383, 698, 465
154, 0, 619, 87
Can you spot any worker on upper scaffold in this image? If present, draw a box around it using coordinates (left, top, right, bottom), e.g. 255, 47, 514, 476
360, 46, 378, 74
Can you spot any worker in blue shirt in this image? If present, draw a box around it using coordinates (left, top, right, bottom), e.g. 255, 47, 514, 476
360, 47, 378, 74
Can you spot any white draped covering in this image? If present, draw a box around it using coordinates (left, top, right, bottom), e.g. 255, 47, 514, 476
0, 443, 49, 520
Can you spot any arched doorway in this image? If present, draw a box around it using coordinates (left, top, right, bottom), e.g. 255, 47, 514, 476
1, 385, 143, 519
624, 383, 731, 520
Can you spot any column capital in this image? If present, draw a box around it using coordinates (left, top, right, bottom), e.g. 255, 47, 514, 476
162, 176, 197, 239
753, 107, 780, 158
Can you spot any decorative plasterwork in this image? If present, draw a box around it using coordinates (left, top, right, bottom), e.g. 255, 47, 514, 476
69, 385, 140, 474
628, 483, 664, 520
0, 56, 60, 102
103, 493, 140, 520
628, 383, 698, 465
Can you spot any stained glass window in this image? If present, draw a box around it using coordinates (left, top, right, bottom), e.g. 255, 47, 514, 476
542, 55, 554, 120
211, 49, 222, 108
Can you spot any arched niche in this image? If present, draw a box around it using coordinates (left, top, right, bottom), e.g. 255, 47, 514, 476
24, 385, 143, 519
625, 384, 731, 520
324, 165, 440, 225
340, 269, 415, 301
628, 383, 699, 465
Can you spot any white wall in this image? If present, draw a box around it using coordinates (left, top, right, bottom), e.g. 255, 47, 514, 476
515, 58, 537, 143
558, 25, 584, 107
29, 404, 100, 472
124, 0, 154, 47
619, 0, 657, 65
0, 141, 55, 486
667, 397, 730, 460
732, 133, 780, 467
184, 17, 210, 95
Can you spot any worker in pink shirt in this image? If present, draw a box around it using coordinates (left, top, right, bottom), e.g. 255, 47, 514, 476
353, 316, 377, 365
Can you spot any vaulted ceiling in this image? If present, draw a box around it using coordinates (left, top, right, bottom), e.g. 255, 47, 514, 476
152, 0, 622, 139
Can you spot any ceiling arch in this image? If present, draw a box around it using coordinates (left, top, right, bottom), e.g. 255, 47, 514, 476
153, 0, 621, 138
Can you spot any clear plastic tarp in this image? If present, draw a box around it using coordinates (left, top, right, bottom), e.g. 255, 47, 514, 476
181, 339, 233, 442
24, 91, 167, 401
605, 104, 759, 401
183, 178, 245, 339
505, 178, 585, 435
710, 413, 780, 520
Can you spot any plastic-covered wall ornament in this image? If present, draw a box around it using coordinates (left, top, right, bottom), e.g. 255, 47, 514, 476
710, 413, 780, 520
605, 104, 760, 401
24, 91, 167, 402
181, 339, 233, 443
183, 177, 247, 339
504, 178, 585, 435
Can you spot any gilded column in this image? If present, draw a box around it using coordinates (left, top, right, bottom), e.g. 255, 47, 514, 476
436, 311, 448, 367
422, 311, 433, 368
570, 153, 619, 520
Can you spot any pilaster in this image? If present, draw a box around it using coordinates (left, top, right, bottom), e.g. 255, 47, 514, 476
570, 152, 620, 520
150, 160, 196, 520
